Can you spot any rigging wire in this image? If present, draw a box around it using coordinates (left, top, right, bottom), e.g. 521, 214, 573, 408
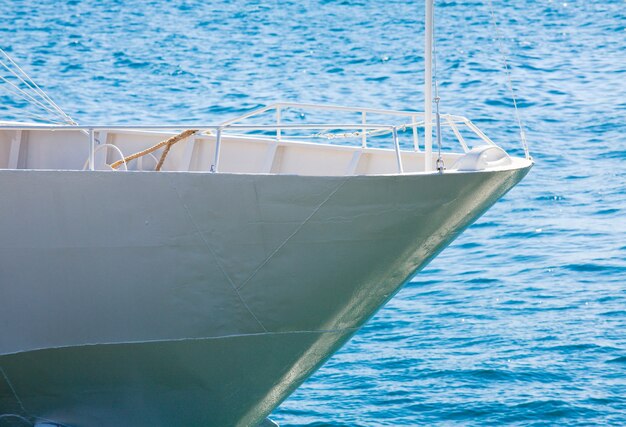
0, 50, 75, 123
0, 73, 67, 118
0, 58, 64, 117
0, 48, 76, 125
485, 0, 530, 159
0, 105, 66, 124
432, 0, 445, 173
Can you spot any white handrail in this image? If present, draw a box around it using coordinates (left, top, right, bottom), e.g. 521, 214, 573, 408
0, 123, 395, 131
0, 103, 503, 175
272, 102, 424, 117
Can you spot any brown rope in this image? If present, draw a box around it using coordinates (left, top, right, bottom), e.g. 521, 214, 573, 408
110, 129, 198, 170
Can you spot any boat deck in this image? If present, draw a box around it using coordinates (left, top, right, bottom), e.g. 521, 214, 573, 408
0, 103, 521, 176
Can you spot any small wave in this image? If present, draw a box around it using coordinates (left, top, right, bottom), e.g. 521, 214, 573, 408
538, 343, 615, 353
326, 67, 344, 74
457, 241, 482, 249
599, 150, 626, 160
505, 399, 599, 420
595, 208, 620, 215
599, 310, 626, 317
465, 277, 499, 284
562, 263, 625, 274
364, 76, 389, 82
471, 221, 500, 229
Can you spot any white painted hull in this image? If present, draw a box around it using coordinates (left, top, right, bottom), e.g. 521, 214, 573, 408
0, 165, 530, 426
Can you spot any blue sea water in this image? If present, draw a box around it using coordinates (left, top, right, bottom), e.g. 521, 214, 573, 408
1, 0, 625, 425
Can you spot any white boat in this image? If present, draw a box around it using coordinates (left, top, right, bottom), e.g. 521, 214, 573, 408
0, 2, 531, 427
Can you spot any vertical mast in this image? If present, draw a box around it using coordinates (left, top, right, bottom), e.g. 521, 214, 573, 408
424, 0, 433, 172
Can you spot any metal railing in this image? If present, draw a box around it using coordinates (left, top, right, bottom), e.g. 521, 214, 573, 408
0, 102, 496, 174
217, 102, 495, 162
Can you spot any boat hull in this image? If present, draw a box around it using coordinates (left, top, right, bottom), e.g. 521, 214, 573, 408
0, 166, 530, 426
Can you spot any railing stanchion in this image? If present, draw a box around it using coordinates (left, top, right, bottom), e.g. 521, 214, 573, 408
392, 126, 404, 174
361, 111, 367, 148
412, 115, 419, 151
211, 127, 222, 173
88, 128, 95, 171
276, 106, 282, 142
446, 117, 468, 152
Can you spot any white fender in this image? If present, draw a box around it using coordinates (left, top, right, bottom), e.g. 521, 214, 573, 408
451, 145, 513, 171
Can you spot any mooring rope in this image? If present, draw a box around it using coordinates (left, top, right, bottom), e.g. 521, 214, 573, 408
110, 129, 198, 170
